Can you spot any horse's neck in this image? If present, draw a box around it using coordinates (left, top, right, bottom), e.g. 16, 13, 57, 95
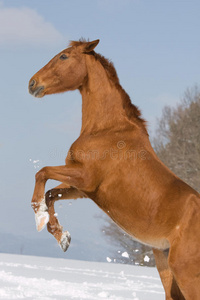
80, 56, 127, 134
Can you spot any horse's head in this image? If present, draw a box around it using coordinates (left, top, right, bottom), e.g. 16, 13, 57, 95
29, 39, 99, 98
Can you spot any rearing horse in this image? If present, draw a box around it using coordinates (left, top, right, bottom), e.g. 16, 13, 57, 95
29, 39, 200, 300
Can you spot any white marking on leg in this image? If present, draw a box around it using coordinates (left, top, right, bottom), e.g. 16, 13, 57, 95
35, 197, 49, 232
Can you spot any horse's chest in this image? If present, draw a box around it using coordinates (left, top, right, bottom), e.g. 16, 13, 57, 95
66, 138, 111, 166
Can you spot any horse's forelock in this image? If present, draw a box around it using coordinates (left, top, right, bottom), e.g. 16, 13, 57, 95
69, 39, 88, 48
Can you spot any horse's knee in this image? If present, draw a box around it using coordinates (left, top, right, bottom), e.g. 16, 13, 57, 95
35, 167, 47, 182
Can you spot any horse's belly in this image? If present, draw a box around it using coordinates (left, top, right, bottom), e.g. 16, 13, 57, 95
128, 232, 170, 250
143, 238, 170, 250
94, 186, 171, 250
108, 216, 170, 250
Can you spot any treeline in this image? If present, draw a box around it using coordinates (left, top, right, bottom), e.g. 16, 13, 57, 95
153, 85, 200, 193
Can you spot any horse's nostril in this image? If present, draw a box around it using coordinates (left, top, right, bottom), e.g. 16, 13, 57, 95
29, 79, 36, 88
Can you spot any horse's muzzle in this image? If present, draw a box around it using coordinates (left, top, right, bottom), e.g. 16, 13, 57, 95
29, 79, 44, 98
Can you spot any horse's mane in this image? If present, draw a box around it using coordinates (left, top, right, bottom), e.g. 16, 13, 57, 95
70, 39, 147, 130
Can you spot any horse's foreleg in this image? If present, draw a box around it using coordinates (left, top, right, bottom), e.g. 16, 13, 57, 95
45, 184, 86, 251
31, 173, 49, 232
31, 165, 86, 232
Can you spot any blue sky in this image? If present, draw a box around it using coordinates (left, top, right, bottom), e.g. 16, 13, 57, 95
0, 0, 200, 258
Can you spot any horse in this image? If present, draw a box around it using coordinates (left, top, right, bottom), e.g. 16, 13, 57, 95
29, 39, 200, 300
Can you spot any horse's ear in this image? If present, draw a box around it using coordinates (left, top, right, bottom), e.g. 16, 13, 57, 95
83, 39, 100, 53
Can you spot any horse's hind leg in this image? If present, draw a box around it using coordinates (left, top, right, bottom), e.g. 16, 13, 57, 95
168, 199, 200, 300
168, 233, 200, 298
45, 184, 85, 251
169, 242, 200, 300
153, 249, 185, 300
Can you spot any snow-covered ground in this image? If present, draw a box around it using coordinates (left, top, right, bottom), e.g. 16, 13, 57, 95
0, 253, 164, 300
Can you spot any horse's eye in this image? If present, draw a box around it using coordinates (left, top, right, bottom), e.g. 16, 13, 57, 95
60, 54, 68, 60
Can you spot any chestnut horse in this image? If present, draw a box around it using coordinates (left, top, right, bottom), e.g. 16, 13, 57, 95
29, 39, 200, 299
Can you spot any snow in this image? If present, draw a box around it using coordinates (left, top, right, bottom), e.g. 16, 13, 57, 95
121, 252, 129, 258
29, 158, 40, 169
144, 256, 150, 263
106, 257, 112, 263
0, 253, 164, 300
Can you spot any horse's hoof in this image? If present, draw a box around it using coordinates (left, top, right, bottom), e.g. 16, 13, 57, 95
35, 198, 49, 232
59, 231, 71, 252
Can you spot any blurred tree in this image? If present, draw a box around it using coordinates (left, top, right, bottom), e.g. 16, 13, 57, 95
101, 85, 200, 266
153, 85, 200, 193
101, 215, 155, 267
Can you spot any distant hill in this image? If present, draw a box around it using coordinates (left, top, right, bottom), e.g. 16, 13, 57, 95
0, 232, 110, 262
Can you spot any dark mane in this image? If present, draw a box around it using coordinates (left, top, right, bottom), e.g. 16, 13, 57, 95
70, 39, 147, 130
